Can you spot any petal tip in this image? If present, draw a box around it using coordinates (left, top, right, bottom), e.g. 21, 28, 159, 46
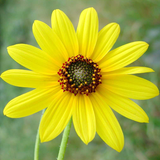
52, 9, 62, 15
116, 147, 123, 152
142, 116, 149, 123
7, 46, 12, 51
39, 126, 51, 143
40, 134, 51, 143
83, 140, 89, 145
0, 72, 4, 79
113, 22, 120, 27
33, 20, 41, 28
145, 42, 149, 47
33, 20, 39, 23
144, 42, 149, 50
33, 20, 37, 25
140, 118, 149, 123
7, 45, 15, 53
153, 86, 160, 97
85, 7, 96, 14
115, 140, 124, 152
40, 132, 45, 143
0, 70, 9, 80
135, 41, 149, 49
80, 136, 93, 145
115, 23, 120, 33
156, 90, 159, 97
3, 108, 12, 118
3, 109, 6, 116
88, 7, 95, 10
110, 22, 120, 32
141, 41, 149, 48
150, 68, 155, 72
3, 107, 11, 117
40, 138, 45, 143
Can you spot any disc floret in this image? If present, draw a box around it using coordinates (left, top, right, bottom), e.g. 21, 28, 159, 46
58, 54, 102, 95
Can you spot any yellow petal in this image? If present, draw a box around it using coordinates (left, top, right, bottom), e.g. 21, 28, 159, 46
51, 9, 79, 57
40, 92, 74, 142
73, 94, 96, 144
102, 67, 154, 77
91, 23, 120, 62
7, 44, 60, 75
3, 85, 60, 118
99, 41, 149, 72
77, 7, 98, 57
1, 69, 59, 88
97, 86, 149, 122
32, 20, 68, 63
102, 75, 159, 100
89, 92, 124, 152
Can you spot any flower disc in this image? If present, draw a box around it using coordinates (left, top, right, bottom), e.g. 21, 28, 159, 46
58, 54, 102, 95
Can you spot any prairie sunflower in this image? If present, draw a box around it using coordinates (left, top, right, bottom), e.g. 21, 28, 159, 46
1, 7, 159, 152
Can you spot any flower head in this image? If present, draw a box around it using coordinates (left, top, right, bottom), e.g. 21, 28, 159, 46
1, 7, 159, 152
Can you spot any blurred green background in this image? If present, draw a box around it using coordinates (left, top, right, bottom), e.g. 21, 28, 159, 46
0, 0, 160, 159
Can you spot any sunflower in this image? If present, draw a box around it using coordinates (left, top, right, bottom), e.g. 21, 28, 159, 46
1, 7, 159, 152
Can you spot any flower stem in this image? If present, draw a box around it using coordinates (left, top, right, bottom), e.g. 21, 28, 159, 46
57, 118, 72, 160
34, 109, 45, 160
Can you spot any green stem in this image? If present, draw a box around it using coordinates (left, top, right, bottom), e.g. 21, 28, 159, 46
57, 118, 72, 160
34, 109, 45, 160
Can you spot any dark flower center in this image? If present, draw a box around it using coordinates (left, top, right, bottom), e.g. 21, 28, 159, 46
67, 61, 94, 87
58, 54, 102, 96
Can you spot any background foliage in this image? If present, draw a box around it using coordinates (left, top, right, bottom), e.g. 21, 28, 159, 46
0, 0, 160, 159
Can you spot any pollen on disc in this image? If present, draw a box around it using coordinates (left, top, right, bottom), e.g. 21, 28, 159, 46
58, 54, 102, 96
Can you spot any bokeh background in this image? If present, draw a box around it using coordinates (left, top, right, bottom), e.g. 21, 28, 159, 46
0, 0, 160, 159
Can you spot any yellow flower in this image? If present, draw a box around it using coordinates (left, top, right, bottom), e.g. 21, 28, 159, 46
1, 8, 159, 152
